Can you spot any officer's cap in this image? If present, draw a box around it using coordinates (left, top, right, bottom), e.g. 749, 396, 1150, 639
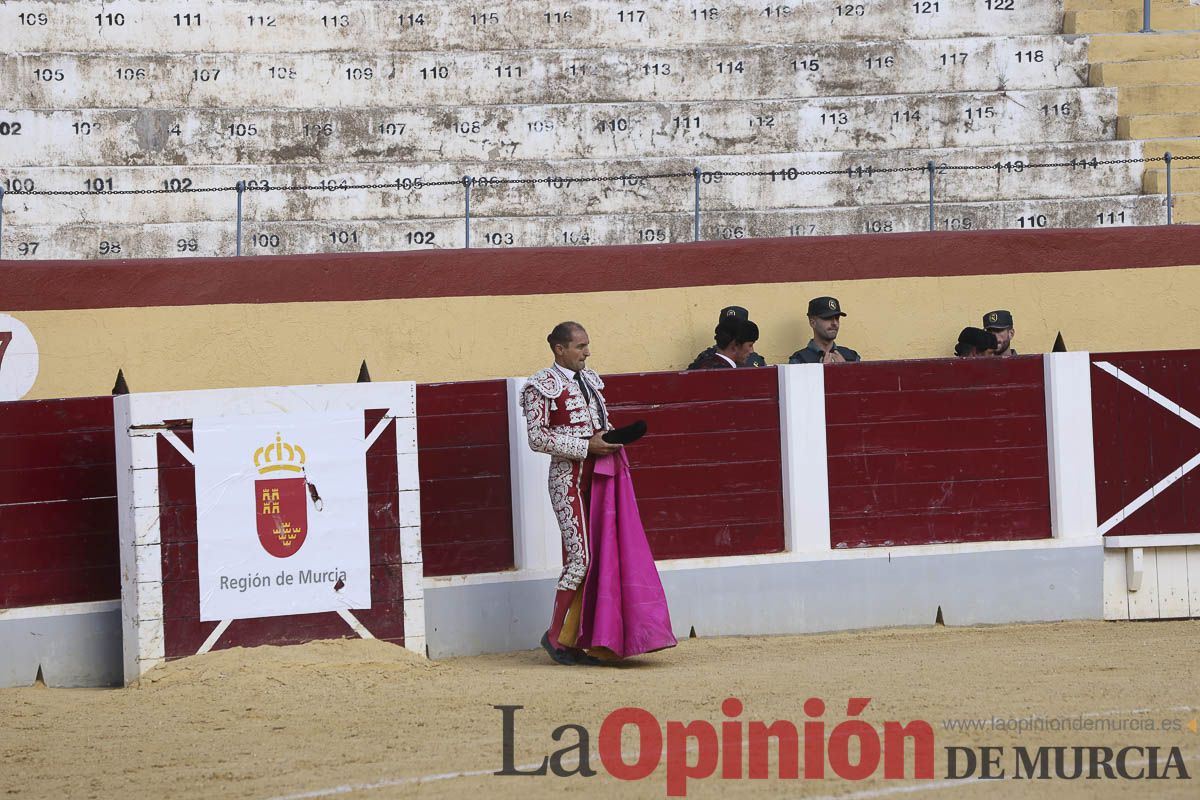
983, 310, 1014, 330
808, 296, 847, 319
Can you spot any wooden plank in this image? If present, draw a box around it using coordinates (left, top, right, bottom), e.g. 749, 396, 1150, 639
603, 398, 780, 436
629, 460, 782, 499
0, 497, 118, 541
417, 412, 510, 448
0, 430, 116, 470
627, 429, 781, 468
421, 506, 514, 545
417, 444, 509, 480
0, 564, 119, 609
1188, 546, 1200, 617
606, 367, 778, 405
824, 356, 1044, 395
0, 529, 119, 576
1156, 548, 1191, 618
0, 396, 113, 436
830, 477, 1050, 517
0, 463, 117, 505
825, 385, 1046, 425
828, 446, 1047, 487
827, 416, 1046, 456
419, 475, 510, 514
1090, 358, 1131, 527
423, 538, 514, 577
638, 492, 782, 530
830, 506, 1050, 548
417, 380, 507, 416
646, 521, 784, 560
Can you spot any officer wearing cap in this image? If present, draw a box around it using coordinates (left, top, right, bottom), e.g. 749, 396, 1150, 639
983, 310, 1017, 357
788, 297, 861, 364
687, 306, 768, 369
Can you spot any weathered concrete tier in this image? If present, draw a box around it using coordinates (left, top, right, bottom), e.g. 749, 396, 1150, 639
0, 195, 1164, 260
0, 90, 1119, 168
0, 0, 1063, 53
0, 143, 1148, 228
1, 37, 1090, 109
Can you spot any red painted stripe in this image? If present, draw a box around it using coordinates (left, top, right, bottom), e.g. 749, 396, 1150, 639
4, 228, 1199, 311
831, 507, 1049, 548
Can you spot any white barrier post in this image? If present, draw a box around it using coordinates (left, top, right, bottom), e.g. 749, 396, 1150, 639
506, 378, 564, 573
1043, 352, 1099, 539
778, 364, 832, 554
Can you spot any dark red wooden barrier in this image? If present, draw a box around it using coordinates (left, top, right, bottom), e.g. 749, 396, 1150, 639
604, 368, 786, 559
824, 357, 1051, 548
416, 380, 514, 575
1091, 349, 1200, 537
156, 415, 408, 658
0, 396, 118, 609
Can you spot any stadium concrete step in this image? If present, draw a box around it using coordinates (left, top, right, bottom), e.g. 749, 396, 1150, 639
0, 0, 1064, 53
0, 90, 1120, 168
1090, 58, 1200, 84
1174, 191, 1200, 220
1143, 165, 1200, 191
1141, 137, 1200, 156
0, 37, 1091, 109
1118, 112, 1200, 137
0, 143, 1148, 228
1084, 31, 1200, 61
0, 195, 1165, 260
1065, 6, 1200, 32
1118, 84, 1200, 115
1065, 0, 1195, 9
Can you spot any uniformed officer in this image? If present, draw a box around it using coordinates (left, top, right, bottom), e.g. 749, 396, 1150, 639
983, 310, 1017, 357
687, 306, 768, 369
788, 296, 861, 364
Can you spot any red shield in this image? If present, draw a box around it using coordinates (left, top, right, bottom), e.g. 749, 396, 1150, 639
255, 477, 308, 558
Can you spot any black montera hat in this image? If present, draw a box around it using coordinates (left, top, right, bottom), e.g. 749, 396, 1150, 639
983, 310, 1014, 330
808, 296, 846, 318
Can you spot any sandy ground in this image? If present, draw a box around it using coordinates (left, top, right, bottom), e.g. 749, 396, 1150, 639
3, 620, 1199, 799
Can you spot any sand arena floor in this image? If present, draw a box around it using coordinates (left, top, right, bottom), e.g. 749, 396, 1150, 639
3, 619, 1199, 799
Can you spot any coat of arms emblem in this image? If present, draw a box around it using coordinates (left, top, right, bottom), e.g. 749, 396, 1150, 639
253, 433, 308, 558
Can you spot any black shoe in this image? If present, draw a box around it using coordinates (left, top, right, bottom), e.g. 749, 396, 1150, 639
572, 652, 608, 666
541, 632, 578, 665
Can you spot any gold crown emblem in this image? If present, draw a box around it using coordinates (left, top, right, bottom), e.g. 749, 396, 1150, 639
254, 433, 306, 474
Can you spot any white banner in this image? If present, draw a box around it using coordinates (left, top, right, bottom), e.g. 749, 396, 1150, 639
193, 411, 372, 621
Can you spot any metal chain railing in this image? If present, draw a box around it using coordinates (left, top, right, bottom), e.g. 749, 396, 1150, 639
0, 152, 1196, 258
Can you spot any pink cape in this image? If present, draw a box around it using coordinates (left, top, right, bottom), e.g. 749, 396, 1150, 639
574, 449, 677, 658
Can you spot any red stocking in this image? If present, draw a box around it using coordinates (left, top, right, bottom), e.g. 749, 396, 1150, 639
546, 589, 577, 651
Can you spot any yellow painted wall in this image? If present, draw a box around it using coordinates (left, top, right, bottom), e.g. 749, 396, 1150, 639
11, 263, 1200, 399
